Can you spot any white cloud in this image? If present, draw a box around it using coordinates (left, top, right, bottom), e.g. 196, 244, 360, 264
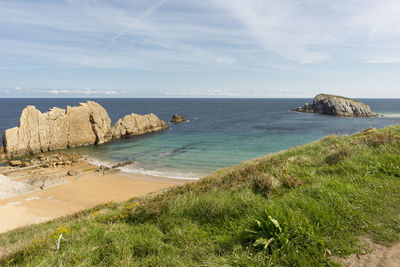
49, 88, 118, 95
164, 89, 251, 97
366, 58, 400, 64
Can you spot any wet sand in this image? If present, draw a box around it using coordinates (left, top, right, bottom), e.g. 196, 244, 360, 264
0, 161, 190, 233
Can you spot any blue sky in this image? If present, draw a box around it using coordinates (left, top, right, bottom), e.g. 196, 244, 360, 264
0, 0, 399, 98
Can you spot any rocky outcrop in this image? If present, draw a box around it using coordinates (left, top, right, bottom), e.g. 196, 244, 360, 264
293, 94, 379, 117
105, 113, 168, 141
1, 101, 168, 158
0, 174, 36, 200
171, 114, 187, 123
0, 146, 5, 161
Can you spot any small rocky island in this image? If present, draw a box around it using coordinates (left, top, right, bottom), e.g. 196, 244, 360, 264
171, 114, 187, 123
1, 101, 168, 158
293, 94, 381, 117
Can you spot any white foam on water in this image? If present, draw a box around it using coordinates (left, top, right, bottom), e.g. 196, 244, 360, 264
86, 157, 114, 168
381, 113, 400, 118
86, 157, 200, 180
120, 165, 200, 180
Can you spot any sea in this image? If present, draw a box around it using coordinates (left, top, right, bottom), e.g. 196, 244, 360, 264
1, 98, 400, 179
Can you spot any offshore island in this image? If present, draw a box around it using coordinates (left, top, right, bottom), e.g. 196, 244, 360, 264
293, 93, 383, 117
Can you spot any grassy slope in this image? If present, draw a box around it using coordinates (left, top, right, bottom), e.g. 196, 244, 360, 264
1, 126, 400, 266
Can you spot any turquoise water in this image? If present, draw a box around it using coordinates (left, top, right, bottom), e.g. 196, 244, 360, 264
1, 98, 400, 179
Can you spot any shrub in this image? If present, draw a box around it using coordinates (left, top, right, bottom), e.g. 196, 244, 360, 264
253, 175, 280, 196
243, 211, 286, 251
282, 176, 303, 189
325, 149, 349, 164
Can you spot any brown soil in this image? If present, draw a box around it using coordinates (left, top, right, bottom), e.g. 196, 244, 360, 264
333, 237, 400, 267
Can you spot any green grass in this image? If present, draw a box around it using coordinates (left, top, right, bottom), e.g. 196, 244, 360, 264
316, 93, 364, 104
1, 126, 400, 266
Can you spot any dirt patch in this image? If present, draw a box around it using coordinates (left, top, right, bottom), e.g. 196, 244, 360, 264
332, 237, 400, 267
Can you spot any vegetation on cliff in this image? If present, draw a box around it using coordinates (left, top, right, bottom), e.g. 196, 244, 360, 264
1, 126, 400, 266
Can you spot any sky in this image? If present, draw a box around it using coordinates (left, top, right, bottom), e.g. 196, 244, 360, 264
0, 0, 399, 98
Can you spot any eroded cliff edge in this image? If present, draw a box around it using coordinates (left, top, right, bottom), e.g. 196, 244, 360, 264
1, 101, 168, 158
293, 94, 380, 117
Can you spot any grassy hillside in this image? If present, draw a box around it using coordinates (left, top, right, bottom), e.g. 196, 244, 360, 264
1, 126, 400, 266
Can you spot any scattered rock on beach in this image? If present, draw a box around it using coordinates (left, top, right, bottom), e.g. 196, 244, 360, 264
0, 146, 5, 161
27, 174, 64, 190
36, 153, 81, 168
0, 174, 35, 200
171, 114, 187, 123
94, 165, 116, 176
67, 169, 79, 176
112, 161, 134, 169
21, 161, 31, 167
9, 160, 22, 167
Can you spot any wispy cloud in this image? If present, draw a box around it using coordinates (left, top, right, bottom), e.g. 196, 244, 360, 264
210, 0, 332, 64
49, 88, 118, 95
95, 0, 168, 57
0, 86, 119, 97
211, 0, 400, 64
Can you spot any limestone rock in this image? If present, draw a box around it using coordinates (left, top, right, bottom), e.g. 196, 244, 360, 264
293, 94, 377, 117
0, 174, 36, 200
171, 114, 187, 123
27, 174, 64, 189
0, 146, 5, 162
106, 113, 168, 141
9, 160, 22, 167
67, 169, 79, 176
2, 101, 111, 157
94, 165, 114, 176
112, 161, 134, 169
21, 161, 31, 167
1, 101, 168, 157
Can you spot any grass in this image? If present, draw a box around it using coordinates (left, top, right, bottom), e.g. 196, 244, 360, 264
316, 93, 364, 104
1, 126, 400, 266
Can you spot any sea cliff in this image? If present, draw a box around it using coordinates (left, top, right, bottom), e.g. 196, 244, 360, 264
1, 101, 168, 158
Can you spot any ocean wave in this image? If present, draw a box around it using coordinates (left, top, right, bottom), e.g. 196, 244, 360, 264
86, 157, 200, 180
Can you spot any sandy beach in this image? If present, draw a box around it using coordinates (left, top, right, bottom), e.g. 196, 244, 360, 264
0, 158, 190, 233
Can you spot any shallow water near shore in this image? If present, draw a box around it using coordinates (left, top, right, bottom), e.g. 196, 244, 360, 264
1, 98, 400, 179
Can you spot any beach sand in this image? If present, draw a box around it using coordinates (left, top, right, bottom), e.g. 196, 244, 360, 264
0, 160, 190, 233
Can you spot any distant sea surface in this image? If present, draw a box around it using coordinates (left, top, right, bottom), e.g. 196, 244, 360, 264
1, 98, 400, 179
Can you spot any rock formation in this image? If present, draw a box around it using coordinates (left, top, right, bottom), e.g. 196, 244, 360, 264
171, 114, 187, 123
293, 94, 379, 117
0, 174, 36, 200
0, 146, 5, 162
106, 113, 168, 141
1, 101, 168, 158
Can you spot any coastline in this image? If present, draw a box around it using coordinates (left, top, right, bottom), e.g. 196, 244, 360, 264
86, 157, 202, 180
0, 158, 192, 234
